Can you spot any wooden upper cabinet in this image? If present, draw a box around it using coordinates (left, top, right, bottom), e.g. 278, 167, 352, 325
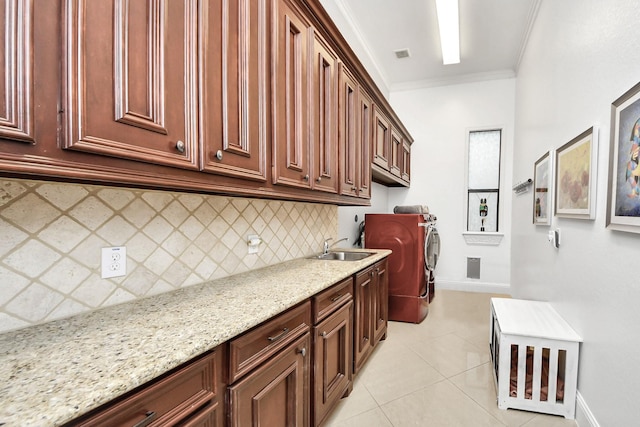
200, 0, 268, 181
390, 127, 402, 177
338, 64, 358, 197
62, 0, 199, 169
357, 87, 372, 199
401, 140, 411, 183
0, 0, 34, 144
272, 0, 312, 189
338, 66, 371, 199
372, 106, 390, 170
309, 30, 338, 194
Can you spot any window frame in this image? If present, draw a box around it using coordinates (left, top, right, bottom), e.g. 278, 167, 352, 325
465, 128, 503, 233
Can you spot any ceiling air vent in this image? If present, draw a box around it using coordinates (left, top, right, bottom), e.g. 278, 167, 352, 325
394, 48, 411, 59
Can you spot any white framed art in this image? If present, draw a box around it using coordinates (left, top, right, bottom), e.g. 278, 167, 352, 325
533, 151, 553, 225
554, 126, 598, 220
606, 81, 640, 233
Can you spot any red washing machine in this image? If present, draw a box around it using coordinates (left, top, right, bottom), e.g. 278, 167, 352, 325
365, 213, 440, 324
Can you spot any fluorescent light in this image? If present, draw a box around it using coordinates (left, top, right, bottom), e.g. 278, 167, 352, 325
435, 0, 460, 65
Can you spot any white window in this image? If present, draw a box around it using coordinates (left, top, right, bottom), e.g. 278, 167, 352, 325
467, 129, 501, 232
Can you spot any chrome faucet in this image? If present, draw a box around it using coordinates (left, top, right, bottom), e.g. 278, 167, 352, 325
323, 237, 348, 255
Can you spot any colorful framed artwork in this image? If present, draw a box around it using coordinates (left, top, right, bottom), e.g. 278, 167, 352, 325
533, 151, 552, 225
554, 126, 598, 219
606, 81, 640, 233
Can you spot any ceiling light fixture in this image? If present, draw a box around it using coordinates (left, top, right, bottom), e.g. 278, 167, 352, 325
435, 0, 460, 65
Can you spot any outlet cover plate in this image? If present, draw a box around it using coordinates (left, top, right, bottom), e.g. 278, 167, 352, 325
101, 246, 126, 279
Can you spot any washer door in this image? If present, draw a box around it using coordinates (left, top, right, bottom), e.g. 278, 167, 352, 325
425, 226, 440, 271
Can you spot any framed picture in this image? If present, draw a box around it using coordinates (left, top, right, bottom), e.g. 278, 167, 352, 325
606, 81, 640, 233
554, 126, 598, 219
533, 151, 553, 225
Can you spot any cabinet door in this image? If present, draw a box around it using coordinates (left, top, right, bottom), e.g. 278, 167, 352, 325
401, 140, 411, 183
313, 300, 352, 426
310, 30, 338, 193
373, 259, 388, 345
62, 0, 199, 169
357, 88, 373, 199
272, 0, 312, 189
372, 106, 390, 171
353, 266, 373, 374
200, 0, 268, 181
338, 64, 359, 198
390, 128, 402, 177
0, 0, 34, 143
229, 333, 310, 427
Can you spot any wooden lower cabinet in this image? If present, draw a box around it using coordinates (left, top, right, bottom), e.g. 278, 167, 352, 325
354, 259, 388, 374
373, 260, 389, 345
228, 332, 311, 426
312, 279, 354, 426
70, 347, 226, 427
227, 302, 312, 426
66, 259, 387, 427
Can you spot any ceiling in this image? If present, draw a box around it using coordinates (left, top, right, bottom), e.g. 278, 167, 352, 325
321, 0, 541, 92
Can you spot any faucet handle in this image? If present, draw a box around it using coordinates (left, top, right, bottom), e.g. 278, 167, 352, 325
323, 237, 333, 254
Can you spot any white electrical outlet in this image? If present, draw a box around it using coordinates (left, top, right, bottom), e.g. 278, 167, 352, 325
101, 246, 127, 278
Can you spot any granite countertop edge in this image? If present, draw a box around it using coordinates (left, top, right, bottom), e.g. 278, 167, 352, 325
0, 250, 390, 427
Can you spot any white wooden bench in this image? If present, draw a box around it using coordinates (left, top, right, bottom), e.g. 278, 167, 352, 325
489, 298, 582, 419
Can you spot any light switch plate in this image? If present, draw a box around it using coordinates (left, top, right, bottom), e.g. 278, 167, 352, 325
101, 246, 127, 278
247, 234, 261, 254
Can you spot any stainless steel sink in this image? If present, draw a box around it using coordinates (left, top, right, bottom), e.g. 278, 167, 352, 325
308, 251, 375, 261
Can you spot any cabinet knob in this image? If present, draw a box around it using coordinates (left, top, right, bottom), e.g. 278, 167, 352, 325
321, 331, 328, 337
297, 347, 307, 357
216, 150, 223, 160
316, 176, 322, 183
175, 140, 185, 154
303, 174, 310, 181
351, 186, 357, 191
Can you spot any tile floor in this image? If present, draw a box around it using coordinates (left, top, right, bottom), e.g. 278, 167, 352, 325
324, 290, 578, 427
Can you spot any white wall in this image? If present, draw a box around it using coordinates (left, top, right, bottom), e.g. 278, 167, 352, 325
512, 1, 640, 425
387, 79, 515, 293
337, 182, 389, 248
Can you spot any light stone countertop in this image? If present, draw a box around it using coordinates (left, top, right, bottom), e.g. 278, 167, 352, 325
0, 250, 390, 427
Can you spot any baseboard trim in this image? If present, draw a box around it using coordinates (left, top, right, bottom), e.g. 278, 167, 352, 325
436, 279, 511, 295
576, 391, 599, 427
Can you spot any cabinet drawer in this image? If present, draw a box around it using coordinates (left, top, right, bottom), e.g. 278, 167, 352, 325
74, 348, 223, 427
312, 277, 354, 323
229, 301, 311, 383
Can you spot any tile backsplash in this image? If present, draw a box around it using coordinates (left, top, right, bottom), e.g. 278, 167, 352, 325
0, 179, 337, 334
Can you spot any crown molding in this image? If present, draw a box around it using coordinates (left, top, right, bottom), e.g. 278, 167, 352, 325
390, 69, 516, 92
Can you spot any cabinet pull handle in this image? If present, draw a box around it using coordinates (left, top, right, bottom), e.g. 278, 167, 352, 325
330, 293, 342, 302
175, 140, 185, 153
297, 347, 307, 357
215, 150, 223, 160
267, 327, 289, 342
132, 411, 156, 427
